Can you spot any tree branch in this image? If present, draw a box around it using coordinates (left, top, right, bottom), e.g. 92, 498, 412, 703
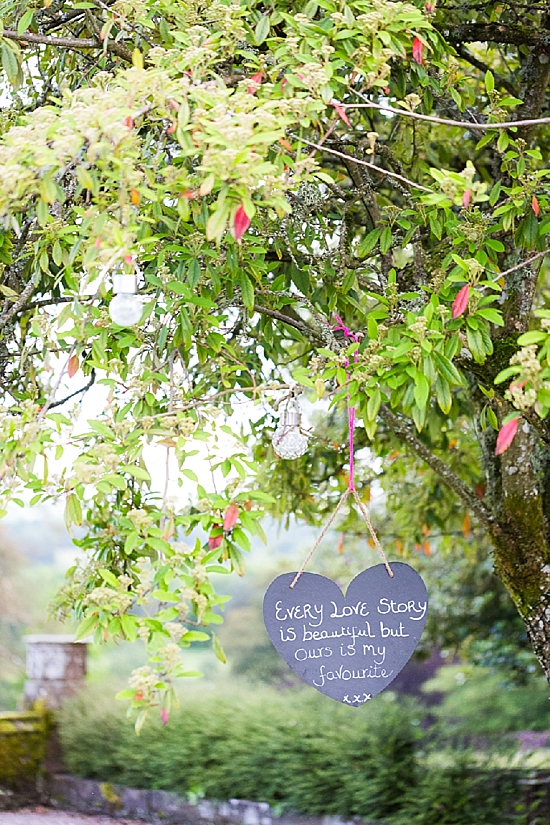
291, 135, 434, 192
437, 22, 543, 47
253, 304, 324, 342
0, 277, 38, 332
2, 29, 133, 63
454, 44, 519, 97
345, 100, 550, 131
379, 404, 498, 532
48, 369, 96, 409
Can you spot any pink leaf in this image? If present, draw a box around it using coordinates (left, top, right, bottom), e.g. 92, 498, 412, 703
223, 503, 240, 532
331, 100, 351, 126
495, 417, 519, 456
232, 204, 251, 241
532, 195, 540, 216
462, 189, 472, 208
451, 284, 470, 319
160, 709, 169, 726
208, 530, 223, 551
412, 37, 424, 65
425, 0, 436, 12
248, 71, 263, 94
67, 354, 79, 379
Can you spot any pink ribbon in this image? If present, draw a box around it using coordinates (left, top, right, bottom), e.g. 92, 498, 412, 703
333, 315, 359, 492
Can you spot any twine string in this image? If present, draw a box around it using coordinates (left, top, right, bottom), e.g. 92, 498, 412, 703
289, 316, 393, 588
289, 489, 350, 589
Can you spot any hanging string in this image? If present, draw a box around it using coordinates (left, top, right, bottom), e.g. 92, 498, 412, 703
289, 316, 393, 588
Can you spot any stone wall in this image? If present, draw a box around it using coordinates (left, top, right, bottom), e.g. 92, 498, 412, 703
0, 709, 50, 786
48, 776, 383, 825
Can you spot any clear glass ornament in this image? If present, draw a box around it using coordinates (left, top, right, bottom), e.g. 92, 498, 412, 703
273, 400, 309, 460
109, 273, 143, 326
109, 293, 143, 326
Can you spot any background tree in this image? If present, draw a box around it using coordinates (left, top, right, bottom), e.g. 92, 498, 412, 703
1, 0, 550, 724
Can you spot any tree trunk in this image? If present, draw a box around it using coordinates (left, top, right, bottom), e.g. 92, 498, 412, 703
488, 422, 550, 678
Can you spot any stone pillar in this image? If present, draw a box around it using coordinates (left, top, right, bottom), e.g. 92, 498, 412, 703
22, 635, 90, 710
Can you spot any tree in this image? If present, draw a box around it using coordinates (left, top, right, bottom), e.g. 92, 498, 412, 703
1, 0, 550, 726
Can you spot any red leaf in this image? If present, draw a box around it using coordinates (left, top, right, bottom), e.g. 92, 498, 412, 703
94, 236, 102, 249
532, 195, 540, 216
67, 354, 79, 379
123, 116, 134, 129
248, 71, 263, 94
223, 503, 240, 532
331, 100, 351, 126
278, 138, 293, 151
232, 204, 251, 241
451, 283, 470, 319
208, 534, 223, 551
475, 482, 486, 499
412, 37, 424, 65
462, 189, 472, 208
495, 417, 519, 456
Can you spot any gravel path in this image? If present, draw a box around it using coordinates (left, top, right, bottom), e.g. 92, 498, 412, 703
0, 809, 146, 824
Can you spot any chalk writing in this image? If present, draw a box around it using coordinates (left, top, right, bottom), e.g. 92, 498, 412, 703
263, 562, 428, 705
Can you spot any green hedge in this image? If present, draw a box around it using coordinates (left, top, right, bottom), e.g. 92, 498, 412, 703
59, 685, 420, 821
59, 685, 522, 824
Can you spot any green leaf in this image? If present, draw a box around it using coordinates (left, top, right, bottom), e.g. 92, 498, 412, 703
98, 568, 119, 588
183, 631, 210, 642
232, 528, 251, 552
414, 372, 430, 410
212, 632, 227, 663
380, 226, 392, 254
124, 532, 140, 554
206, 204, 229, 241
64, 493, 83, 528
254, 15, 270, 44
239, 273, 254, 310
517, 330, 546, 346
75, 613, 99, 641
121, 614, 138, 641
433, 351, 463, 386
121, 464, 151, 482
435, 375, 452, 414
366, 388, 381, 421
494, 365, 521, 384
357, 228, 382, 257
485, 70, 494, 92
476, 308, 504, 326
17, 9, 34, 35
1, 43, 19, 83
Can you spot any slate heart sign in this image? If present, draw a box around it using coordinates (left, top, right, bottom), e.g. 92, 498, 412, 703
263, 562, 428, 706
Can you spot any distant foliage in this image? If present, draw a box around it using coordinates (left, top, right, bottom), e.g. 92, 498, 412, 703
60, 685, 420, 821
59, 684, 529, 823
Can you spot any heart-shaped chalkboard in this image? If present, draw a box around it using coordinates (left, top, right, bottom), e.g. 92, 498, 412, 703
263, 563, 428, 706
